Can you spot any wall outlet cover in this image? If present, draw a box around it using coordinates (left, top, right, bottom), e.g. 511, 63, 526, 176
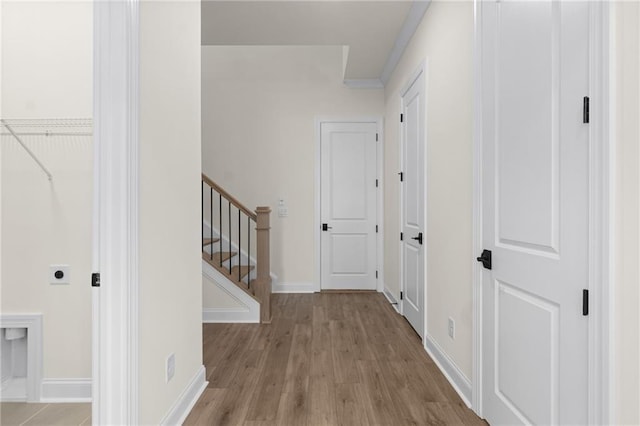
166, 353, 175, 383
448, 317, 455, 339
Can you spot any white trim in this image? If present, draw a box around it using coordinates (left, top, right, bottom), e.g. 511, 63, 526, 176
159, 365, 207, 426
398, 61, 428, 338
383, 287, 400, 314
472, 2, 613, 423
202, 259, 260, 323
380, 1, 431, 85
314, 116, 384, 294
203, 308, 257, 323
93, 0, 140, 424
272, 282, 316, 293
40, 379, 92, 403
0, 314, 42, 402
343, 79, 384, 89
588, 3, 613, 425
424, 335, 472, 408
471, 0, 484, 417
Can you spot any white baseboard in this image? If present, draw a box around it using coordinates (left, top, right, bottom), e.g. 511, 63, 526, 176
160, 365, 207, 426
424, 335, 472, 407
272, 282, 316, 293
203, 308, 258, 323
40, 379, 92, 402
383, 287, 400, 313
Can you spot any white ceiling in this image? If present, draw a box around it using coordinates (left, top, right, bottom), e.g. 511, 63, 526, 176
201, 1, 424, 82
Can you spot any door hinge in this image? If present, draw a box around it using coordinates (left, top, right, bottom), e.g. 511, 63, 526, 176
583, 96, 590, 123
375, 270, 378, 279
400, 113, 404, 123
376, 225, 378, 233
375, 179, 378, 188
376, 133, 379, 141
400, 291, 403, 300
398, 172, 404, 182
91, 272, 101, 287
400, 232, 404, 241
583, 289, 589, 316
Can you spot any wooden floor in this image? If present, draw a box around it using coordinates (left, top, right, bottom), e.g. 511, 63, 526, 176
185, 293, 486, 425
0, 403, 90, 426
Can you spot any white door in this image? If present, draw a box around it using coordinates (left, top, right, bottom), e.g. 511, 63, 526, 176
400, 68, 426, 338
480, 2, 590, 425
320, 122, 378, 290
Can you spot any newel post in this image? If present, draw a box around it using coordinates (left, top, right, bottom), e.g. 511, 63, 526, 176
255, 206, 272, 323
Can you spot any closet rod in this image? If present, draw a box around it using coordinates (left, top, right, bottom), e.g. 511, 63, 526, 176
1, 119, 53, 181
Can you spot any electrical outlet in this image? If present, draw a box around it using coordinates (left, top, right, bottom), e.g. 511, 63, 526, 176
50, 265, 70, 285
448, 317, 455, 339
166, 353, 175, 383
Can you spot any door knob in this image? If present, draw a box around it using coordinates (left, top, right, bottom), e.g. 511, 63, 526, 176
476, 249, 492, 270
411, 232, 423, 245
322, 223, 333, 231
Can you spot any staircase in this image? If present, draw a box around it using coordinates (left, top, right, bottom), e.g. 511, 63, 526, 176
201, 173, 272, 323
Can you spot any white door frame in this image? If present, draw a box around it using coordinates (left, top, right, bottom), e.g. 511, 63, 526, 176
93, 0, 140, 424
471, 2, 613, 423
314, 117, 384, 293
398, 61, 427, 338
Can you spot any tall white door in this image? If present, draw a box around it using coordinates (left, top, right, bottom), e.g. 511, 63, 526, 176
480, 2, 590, 425
320, 122, 378, 290
401, 69, 426, 338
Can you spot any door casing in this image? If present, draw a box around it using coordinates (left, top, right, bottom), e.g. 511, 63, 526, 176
471, 1, 613, 422
314, 117, 384, 293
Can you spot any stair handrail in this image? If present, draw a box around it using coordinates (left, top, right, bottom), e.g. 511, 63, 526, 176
201, 173, 257, 221
201, 173, 271, 323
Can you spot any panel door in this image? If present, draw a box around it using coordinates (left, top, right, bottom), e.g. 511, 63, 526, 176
320, 122, 377, 290
480, 2, 590, 425
401, 69, 426, 338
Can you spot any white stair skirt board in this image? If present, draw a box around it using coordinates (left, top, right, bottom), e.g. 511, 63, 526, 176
0, 314, 42, 402
272, 282, 316, 293
202, 260, 260, 323
424, 335, 472, 407
202, 220, 278, 285
159, 365, 207, 426
40, 379, 92, 402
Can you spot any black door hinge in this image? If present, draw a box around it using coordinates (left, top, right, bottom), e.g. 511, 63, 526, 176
400, 291, 403, 300
400, 113, 404, 123
375, 179, 378, 187
400, 232, 404, 241
375, 270, 378, 279
583, 289, 589, 316
376, 225, 378, 233
376, 133, 379, 141
398, 172, 403, 182
583, 96, 590, 124
91, 272, 101, 287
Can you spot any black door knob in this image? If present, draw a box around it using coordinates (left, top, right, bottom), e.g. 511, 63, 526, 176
476, 249, 492, 270
411, 232, 423, 245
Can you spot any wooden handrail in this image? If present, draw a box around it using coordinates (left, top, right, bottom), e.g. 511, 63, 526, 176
201, 173, 257, 221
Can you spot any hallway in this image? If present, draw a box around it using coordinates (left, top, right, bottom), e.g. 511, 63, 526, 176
186, 293, 485, 425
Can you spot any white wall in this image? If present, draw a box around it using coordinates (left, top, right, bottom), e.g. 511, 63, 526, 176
1, 1, 92, 381
138, 1, 203, 423
383, 2, 474, 380
613, 3, 640, 424
202, 45, 384, 289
